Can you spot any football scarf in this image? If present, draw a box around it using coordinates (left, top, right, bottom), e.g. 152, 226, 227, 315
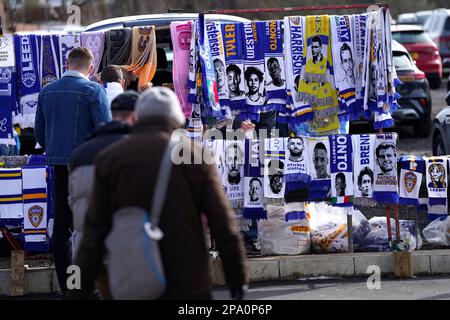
352, 13, 368, 120
15, 34, 41, 129
307, 136, 331, 201
330, 134, 353, 206
330, 15, 356, 113
105, 28, 132, 66
0, 168, 23, 225
398, 156, 425, 206
373, 133, 399, 203
425, 157, 448, 206
224, 140, 245, 209
263, 20, 287, 112
58, 34, 81, 76
243, 139, 266, 220
302, 15, 329, 84
0, 34, 16, 145
203, 139, 226, 191
40, 35, 60, 88
242, 21, 266, 121
352, 134, 377, 207
363, 12, 377, 114
283, 16, 314, 127
80, 31, 105, 80
188, 19, 199, 104
22, 166, 48, 252
222, 22, 246, 112
263, 138, 286, 206
170, 21, 193, 118
284, 136, 311, 192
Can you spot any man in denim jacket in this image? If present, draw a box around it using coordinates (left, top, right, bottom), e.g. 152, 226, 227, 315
35, 47, 111, 297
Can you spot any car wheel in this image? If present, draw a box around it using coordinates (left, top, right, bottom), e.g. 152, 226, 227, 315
413, 118, 431, 137
429, 77, 441, 89
433, 132, 446, 156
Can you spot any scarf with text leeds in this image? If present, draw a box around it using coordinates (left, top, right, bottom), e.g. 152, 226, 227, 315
373, 133, 399, 203
80, 31, 105, 80
0, 35, 16, 144
284, 136, 311, 192
58, 34, 81, 76
40, 35, 60, 88
0, 168, 23, 226
22, 166, 48, 252
224, 140, 245, 209
330, 134, 353, 206
398, 155, 425, 206
307, 136, 331, 201
243, 139, 266, 219
15, 34, 41, 129
425, 157, 448, 206
352, 134, 377, 207
264, 138, 286, 206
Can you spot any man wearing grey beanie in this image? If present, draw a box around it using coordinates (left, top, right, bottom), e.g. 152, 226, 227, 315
73, 87, 248, 300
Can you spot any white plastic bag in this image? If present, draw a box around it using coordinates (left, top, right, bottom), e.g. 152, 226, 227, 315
423, 216, 450, 246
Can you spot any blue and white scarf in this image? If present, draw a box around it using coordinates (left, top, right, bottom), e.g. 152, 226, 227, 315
352, 134, 377, 207
222, 22, 246, 112
330, 134, 353, 206
80, 31, 105, 80
0, 168, 23, 226
373, 133, 399, 203
58, 34, 81, 76
40, 35, 60, 88
425, 156, 448, 206
243, 139, 266, 219
263, 20, 287, 113
283, 16, 313, 127
224, 140, 245, 209
307, 136, 331, 201
15, 34, 41, 129
188, 18, 199, 104
398, 156, 425, 206
352, 13, 368, 120
284, 136, 311, 192
242, 21, 266, 121
0, 35, 16, 145
263, 137, 286, 206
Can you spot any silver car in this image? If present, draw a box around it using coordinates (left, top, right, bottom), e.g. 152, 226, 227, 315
432, 90, 450, 155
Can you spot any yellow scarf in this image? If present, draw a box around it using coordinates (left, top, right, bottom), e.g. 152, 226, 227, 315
304, 15, 329, 83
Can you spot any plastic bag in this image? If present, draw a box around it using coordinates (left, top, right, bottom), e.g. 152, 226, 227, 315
422, 216, 450, 246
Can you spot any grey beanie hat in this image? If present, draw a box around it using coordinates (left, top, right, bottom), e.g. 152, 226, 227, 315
135, 86, 185, 126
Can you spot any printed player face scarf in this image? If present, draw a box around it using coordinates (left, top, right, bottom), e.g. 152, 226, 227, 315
15, 34, 41, 129
243, 139, 266, 220
105, 28, 132, 66
58, 34, 81, 76
303, 15, 329, 84
263, 137, 286, 206
170, 21, 193, 118
242, 21, 266, 121
330, 15, 356, 114
224, 140, 245, 209
263, 20, 287, 112
22, 166, 49, 252
373, 133, 399, 203
40, 35, 60, 88
80, 31, 105, 80
425, 157, 448, 206
0, 168, 23, 225
203, 139, 226, 190
0, 35, 16, 145
222, 22, 246, 113
283, 16, 314, 127
351, 13, 368, 120
330, 134, 353, 207
284, 136, 311, 192
398, 155, 425, 206
352, 134, 377, 207
307, 136, 331, 201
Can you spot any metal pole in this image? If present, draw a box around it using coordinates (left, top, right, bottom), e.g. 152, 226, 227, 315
394, 203, 401, 242
346, 208, 354, 253
386, 204, 392, 242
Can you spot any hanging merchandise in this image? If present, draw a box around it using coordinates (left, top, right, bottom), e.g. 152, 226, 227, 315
0, 168, 23, 225
373, 133, 399, 203
22, 166, 48, 252
425, 156, 448, 206
243, 139, 266, 219
222, 22, 246, 113
40, 35, 60, 88
263, 137, 286, 206
352, 133, 376, 207
14, 34, 41, 129
307, 136, 331, 200
105, 28, 132, 66
0, 34, 16, 145
329, 134, 353, 206
204, 139, 226, 191
263, 20, 287, 113
351, 13, 368, 120
224, 140, 245, 209
398, 156, 425, 206
242, 21, 266, 121
58, 33, 81, 76
80, 31, 105, 80
284, 136, 310, 192
283, 16, 313, 127
170, 21, 193, 118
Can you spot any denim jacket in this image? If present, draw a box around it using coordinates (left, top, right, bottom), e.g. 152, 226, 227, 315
35, 71, 112, 165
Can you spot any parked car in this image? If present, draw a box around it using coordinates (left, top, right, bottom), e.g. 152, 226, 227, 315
423, 9, 450, 76
350, 40, 432, 137
392, 24, 442, 89
432, 91, 450, 156
397, 10, 433, 26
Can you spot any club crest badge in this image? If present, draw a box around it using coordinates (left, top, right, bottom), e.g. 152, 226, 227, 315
404, 171, 417, 193
28, 205, 43, 228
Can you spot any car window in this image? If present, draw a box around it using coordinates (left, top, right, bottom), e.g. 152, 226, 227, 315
392, 31, 433, 44
416, 14, 431, 25
393, 52, 414, 70
445, 16, 450, 31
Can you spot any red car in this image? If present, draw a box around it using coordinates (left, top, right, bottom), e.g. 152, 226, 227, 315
392, 24, 443, 89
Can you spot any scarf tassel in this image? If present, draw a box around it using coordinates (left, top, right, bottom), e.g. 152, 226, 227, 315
374, 118, 395, 130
